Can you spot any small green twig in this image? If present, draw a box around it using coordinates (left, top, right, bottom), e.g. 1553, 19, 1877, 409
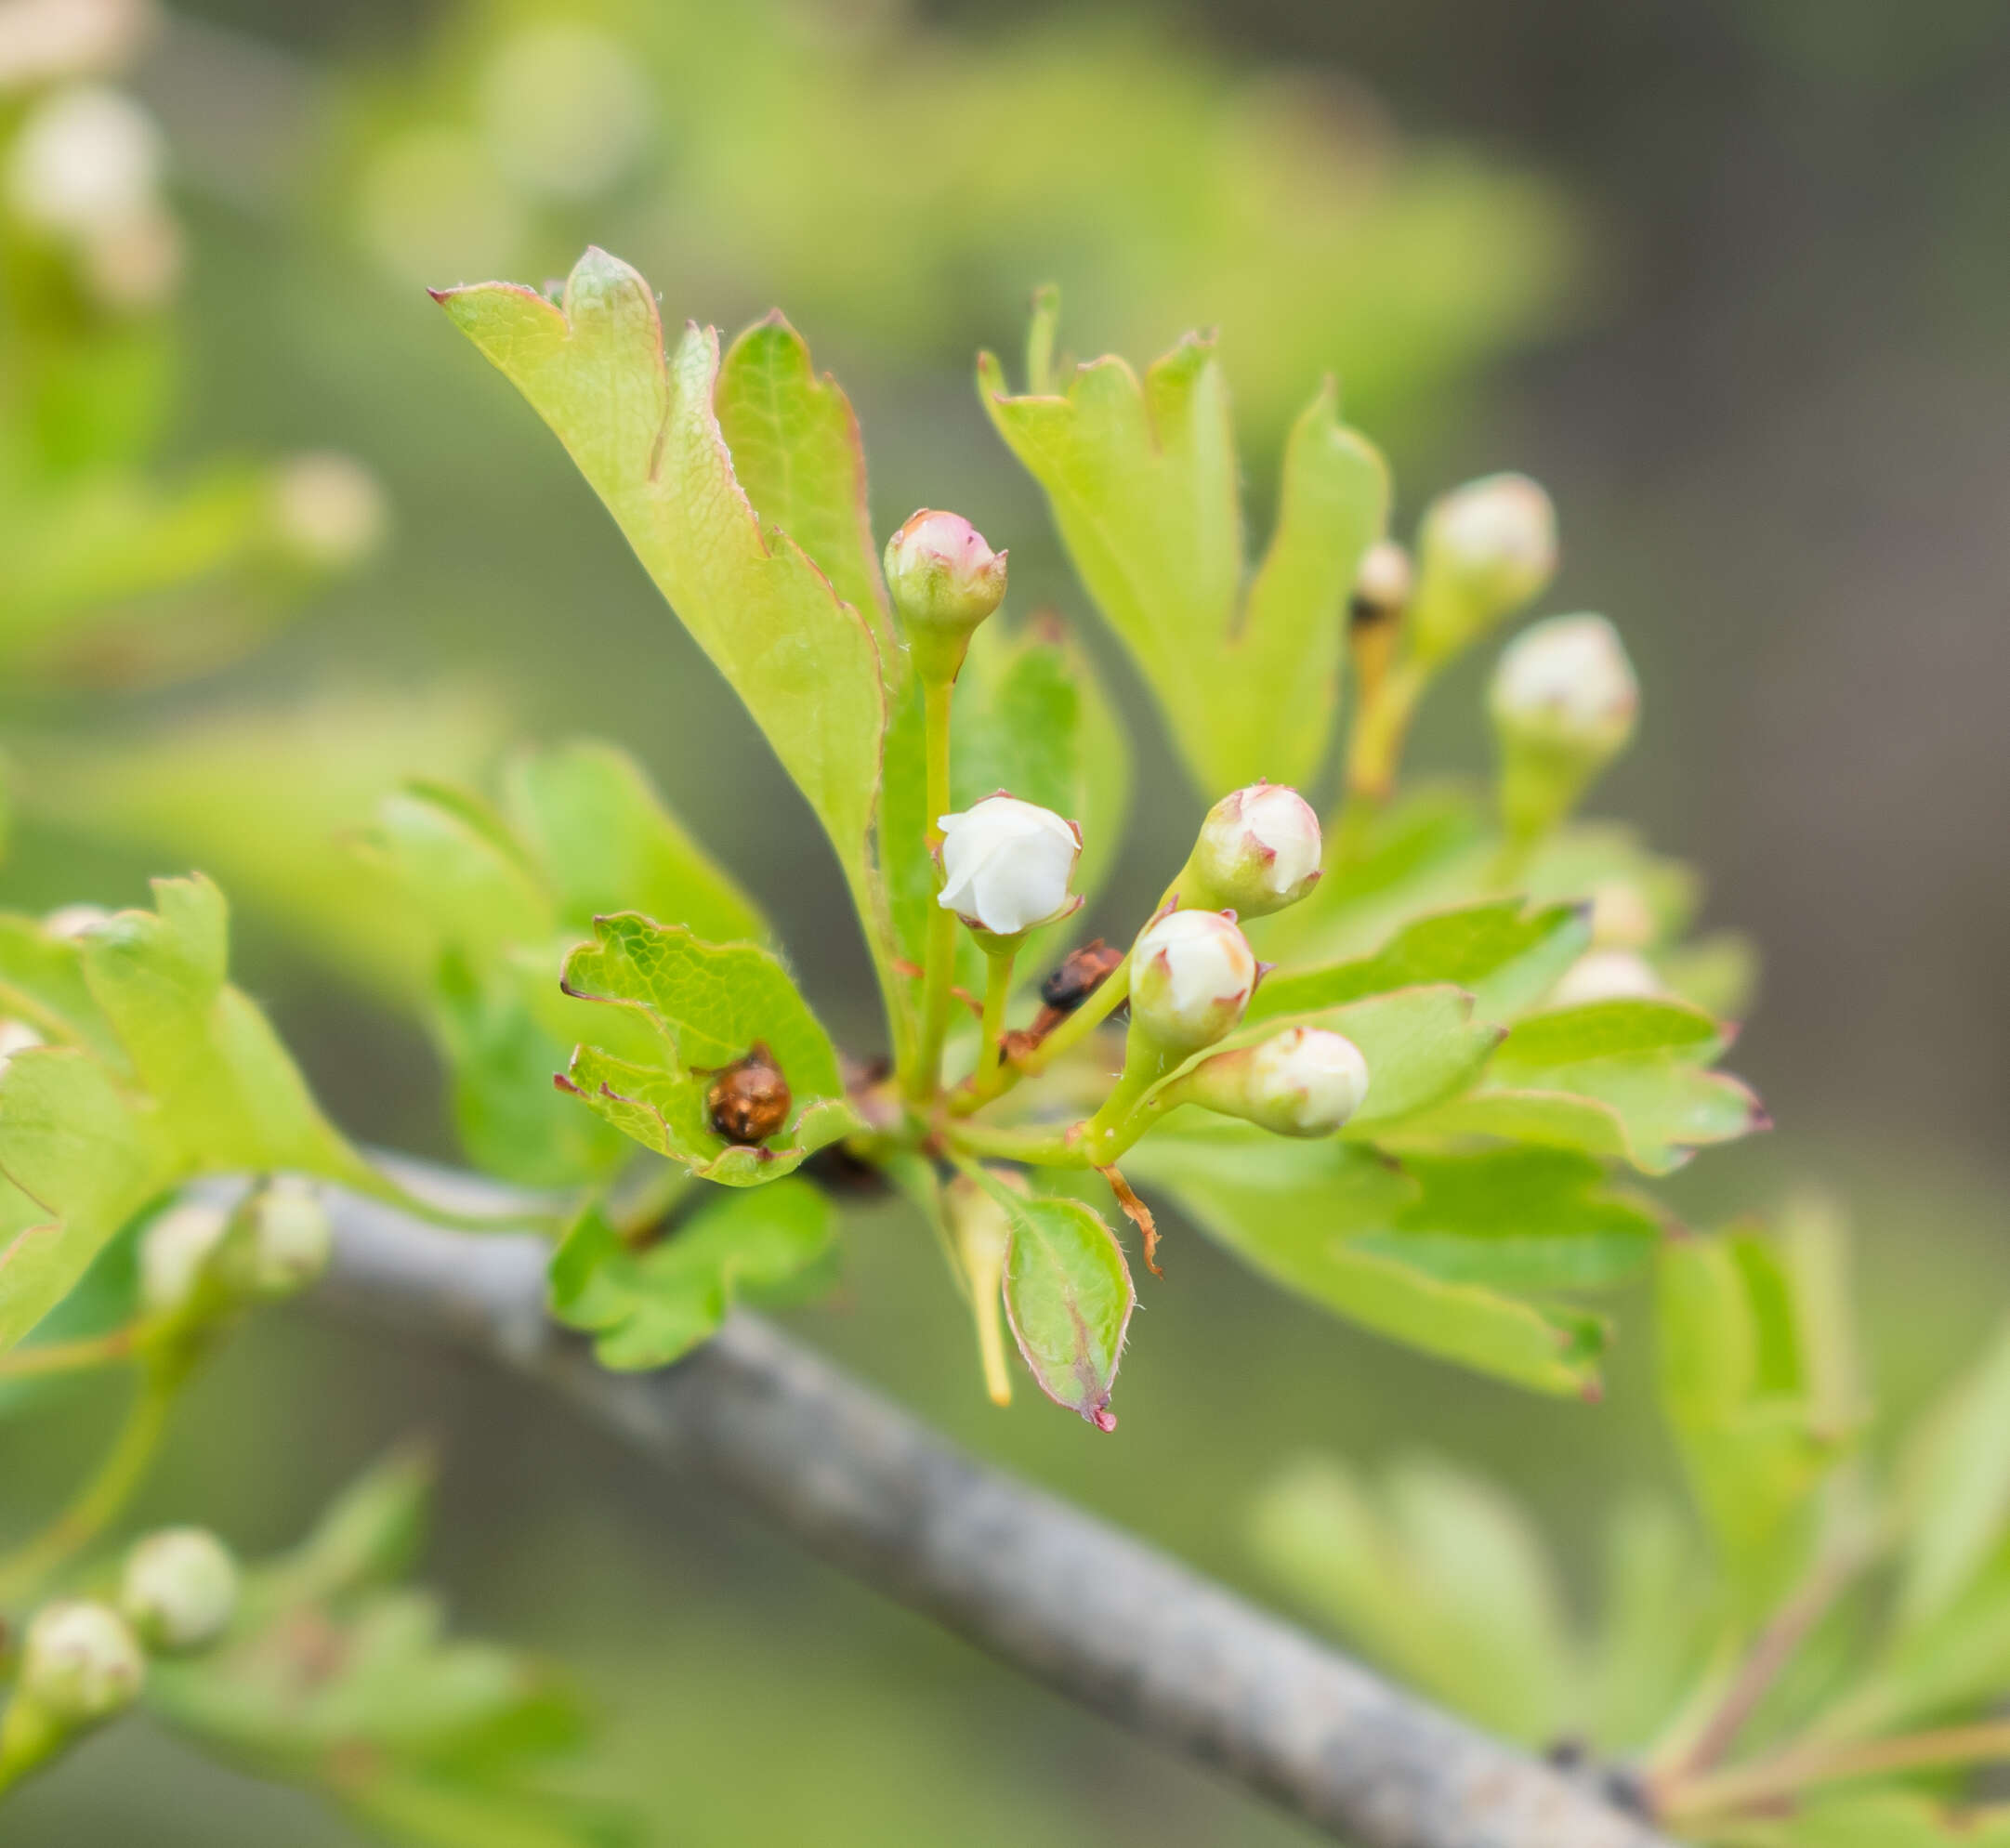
0, 1325, 141, 1382
908, 677, 959, 1105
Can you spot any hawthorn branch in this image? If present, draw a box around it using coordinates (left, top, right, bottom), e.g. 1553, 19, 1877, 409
317, 1170, 1673, 1848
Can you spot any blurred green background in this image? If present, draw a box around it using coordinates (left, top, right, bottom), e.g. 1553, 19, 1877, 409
6, 0, 2010, 1841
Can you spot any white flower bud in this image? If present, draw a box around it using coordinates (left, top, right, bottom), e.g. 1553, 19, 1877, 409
17, 1601, 144, 1724
1129, 909, 1258, 1053
7, 85, 163, 236
1184, 1026, 1370, 1136
884, 509, 1007, 660
121, 1527, 239, 1653
1412, 473, 1557, 661
936, 794, 1081, 937
1588, 880, 1657, 950
1551, 949, 1662, 1007
138, 1199, 229, 1315
272, 452, 388, 570
1352, 538, 1412, 614
0, 1018, 42, 1073
243, 1177, 331, 1299
43, 902, 110, 938
1189, 782, 1321, 917
1491, 613, 1638, 750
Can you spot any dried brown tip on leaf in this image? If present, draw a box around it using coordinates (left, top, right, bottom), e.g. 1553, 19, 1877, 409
706, 1042, 792, 1146
1098, 1165, 1162, 1278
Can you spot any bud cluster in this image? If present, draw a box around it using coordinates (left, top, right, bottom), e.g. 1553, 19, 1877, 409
1490, 612, 1639, 842
138, 1178, 333, 1326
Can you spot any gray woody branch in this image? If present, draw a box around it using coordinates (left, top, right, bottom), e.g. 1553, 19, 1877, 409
319, 1171, 1675, 1848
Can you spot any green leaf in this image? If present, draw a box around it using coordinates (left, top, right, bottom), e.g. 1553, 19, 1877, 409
549, 1184, 837, 1370
0, 913, 126, 1065
1767, 1796, 2010, 1848
437, 250, 886, 907
1657, 1230, 1838, 1616
714, 311, 894, 670
970, 1171, 1134, 1429
1250, 899, 1590, 1027
1126, 1134, 1610, 1395
979, 313, 1386, 794
1588, 1495, 1714, 1751
1250, 1453, 1577, 1744
557, 915, 860, 1185
501, 741, 763, 945
0, 879, 388, 1351
1493, 998, 1724, 1069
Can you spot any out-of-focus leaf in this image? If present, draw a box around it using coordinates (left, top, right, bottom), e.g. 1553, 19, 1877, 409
1250, 1453, 1576, 1743
1128, 1132, 1610, 1395
549, 1185, 836, 1370
254, 1442, 438, 1615
1657, 1230, 1838, 1618
715, 311, 894, 668
1250, 899, 1589, 1027
1588, 1495, 1715, 1751
437, 249, 886, 912
971, 1170, 1133, 1430
1658, 931, 1761, 1021
1494, 999, 1724, 1069
1766, 1796, 2010, 1848
0, 879, 388, 1351
501, 740, 763, 944
558, 914, 859, 1185
979, 310, 1386, 795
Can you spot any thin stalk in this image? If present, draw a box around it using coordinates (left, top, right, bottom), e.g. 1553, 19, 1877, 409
1331, 659, 1425, 862
907, 676, 959, 1104
943, 1119, 1090, 1169
973, 945, 1018, 1092
0, 1325, 139, 1381
952, 944, 1130, 1117
1666, 1720, 2010, 1826
0, 1374, 177, 1603
1077, 1040, 1176, 1168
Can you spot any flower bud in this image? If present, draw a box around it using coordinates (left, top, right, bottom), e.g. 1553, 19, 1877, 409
241, 1177, 331, 1300
121, 1527, 239, 1654
0, 0, 155, 92
0, 1018, 43, 1072
138, 1199, 229, 1316
6, 84, 163, 237
1412, 473, 1557, 662
1550, 948, 1662, 1007
1129, 909, 1258, 1053
1188, 782, 1321, 917
17, 1601, 143, 1725
1351, 539, 1412, 619
1490, 614, 1639, 842
1588, 880, 1657, 950
884, 509, 1006, 680
937, 794, 1081, 937
1184, 1026, 1370, 1137
271, 452, 388, 570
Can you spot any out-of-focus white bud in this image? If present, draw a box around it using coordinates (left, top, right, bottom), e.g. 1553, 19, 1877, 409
1189, 782, 1321, 917
16, 1601, 143, 1724
1182, 1025, 1370, 1136
480, 23, 651, 202
121, 1527, 239, 1653
1551, 949, 1662, 1007
6, 84, 162, 235
242, 1177, 331, 1299
1129, 909, 1258, 1053
138, 1199, 229, 1315
1412, 473, 1557, 662
271, 452, 389, 570
936, 794, 1081, 937
1490, 614, 1639, 842
1588, 880, 1657, 950
884, 509, 1007, 680
1352, 538, 1412, 615
0, 0, 153, 94
0, 1017, 42, 1072
77, 201, 180, 311
1491, 614, 1638, 749
43, 902, 110, 938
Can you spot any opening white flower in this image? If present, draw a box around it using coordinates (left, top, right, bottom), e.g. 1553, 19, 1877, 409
1191, 782, 1321, 916
1130, 909, 1258, 1051
936, 794, 1081, 937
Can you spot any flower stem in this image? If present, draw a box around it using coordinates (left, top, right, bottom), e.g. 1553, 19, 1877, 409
0, 1373, 177, 1605
973, 944, 1018, 1090
0, 1326, 139, 1381
1331, 658, 1425, 862
1664, 1720, 2010, 1827
1077, 1036, 1177, 1167
908, 675, 959, 1105
943, 1119, 1090, 1169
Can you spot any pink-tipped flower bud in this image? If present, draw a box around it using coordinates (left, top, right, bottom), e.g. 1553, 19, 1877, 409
1412, 473, 1557, 662
884, 509, 1007, 640
1491, 613, 1638, 752
1184, 1026, 1371, 1136
17, 1601, 144, 1725
937, 794, 1081, 937
1129, 909, 1258, 1053
121, 1527, 239, 1654
1189, 782, 1321, 917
